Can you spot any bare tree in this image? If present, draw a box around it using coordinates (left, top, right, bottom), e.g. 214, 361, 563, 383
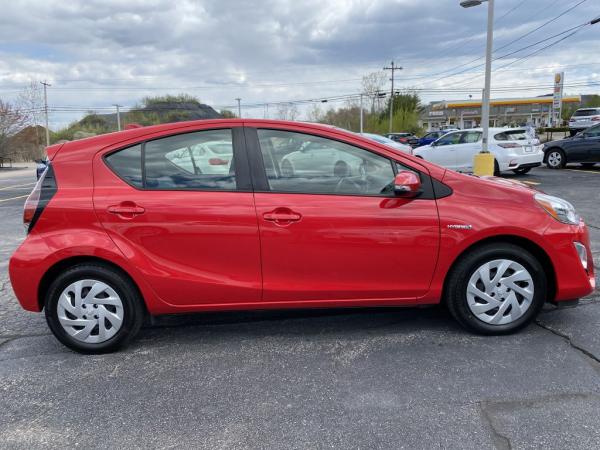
276, 102, 299, 121
305, 104, 323, 123
0, 99, 28, 159
361, 71, 388, 113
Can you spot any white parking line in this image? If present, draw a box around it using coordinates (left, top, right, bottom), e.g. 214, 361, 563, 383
0, 182, 35, 191
566, 169, 600, 175
0, 194, 28, 203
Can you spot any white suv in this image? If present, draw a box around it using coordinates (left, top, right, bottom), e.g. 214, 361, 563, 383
569, 108, 600, 136
413, 128, 544, 175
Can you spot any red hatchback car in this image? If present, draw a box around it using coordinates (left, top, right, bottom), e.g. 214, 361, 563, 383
9, 119, 595, 353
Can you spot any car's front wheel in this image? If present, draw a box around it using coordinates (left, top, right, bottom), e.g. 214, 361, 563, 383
546, 149, 565, 169
45, 263, 144, 354
445, 243, 547, 335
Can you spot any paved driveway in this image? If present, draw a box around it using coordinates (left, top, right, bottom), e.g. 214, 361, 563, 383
1, 165, 599, 449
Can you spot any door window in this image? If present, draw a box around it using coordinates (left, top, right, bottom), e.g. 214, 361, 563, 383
460, 131, 482, 143
584, 125, 600, 138
104, 129, 237, 190
435, 132, 462, 146
257, 129, 396, 196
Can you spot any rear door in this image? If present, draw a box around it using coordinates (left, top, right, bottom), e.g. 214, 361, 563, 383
246, 125, 440, 303
454, 131, 482, 172
93, 125, 262, 307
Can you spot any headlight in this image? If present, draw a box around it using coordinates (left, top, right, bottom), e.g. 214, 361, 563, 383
534, 193, 580, 225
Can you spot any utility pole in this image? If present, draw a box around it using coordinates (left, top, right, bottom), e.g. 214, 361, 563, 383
40, 81, 51, 147
383, 61, 402, 133
235, 98, 242, 118
359, 94, 364, 133
113, 104, 122, 131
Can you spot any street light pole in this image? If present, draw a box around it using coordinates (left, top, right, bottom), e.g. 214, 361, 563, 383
481, 0, 494, 153
461, 0, 495, 175
235, 98, 242, 118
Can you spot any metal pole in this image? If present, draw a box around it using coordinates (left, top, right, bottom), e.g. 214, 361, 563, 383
40, 81, 51, 147
114, 104, 122, 131
481, 0, 494, 153
360, 94, 364, 133
236, 98, 242, 118
389, 64, 394, 134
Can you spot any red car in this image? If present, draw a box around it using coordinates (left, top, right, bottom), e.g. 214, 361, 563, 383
9, 119, 595, 353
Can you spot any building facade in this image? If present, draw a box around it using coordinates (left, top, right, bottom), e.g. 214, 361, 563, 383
420, 95, 586, 131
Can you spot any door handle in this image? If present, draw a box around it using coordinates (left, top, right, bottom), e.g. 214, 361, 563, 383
263, 208, 302, 226
107, 202, 145, 218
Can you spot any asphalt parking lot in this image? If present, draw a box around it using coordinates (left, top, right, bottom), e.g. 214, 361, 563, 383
1, 164, 599, 449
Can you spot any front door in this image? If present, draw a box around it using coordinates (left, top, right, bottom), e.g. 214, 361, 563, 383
430, 132, 462, 170
247, 126, 440, 303
93, 126, 262, 307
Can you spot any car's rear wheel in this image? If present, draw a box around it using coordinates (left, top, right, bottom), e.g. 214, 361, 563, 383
445, 243, 547, 335
45, 264, 144, 354
512, 167, 531, 175
546, 149, 565, 169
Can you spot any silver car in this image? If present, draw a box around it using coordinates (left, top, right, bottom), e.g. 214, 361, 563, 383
569, 108, 600, 136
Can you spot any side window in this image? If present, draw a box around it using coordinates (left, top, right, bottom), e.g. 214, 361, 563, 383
436, 132, 462, 146
145, 129, 236, 190
105, 144, 143, 188
257, 129, 396, 196
584, 125, 600, 137
461, 131, 482, 143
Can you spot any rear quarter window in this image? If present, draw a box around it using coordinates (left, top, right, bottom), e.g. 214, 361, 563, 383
105, 144, 143, 188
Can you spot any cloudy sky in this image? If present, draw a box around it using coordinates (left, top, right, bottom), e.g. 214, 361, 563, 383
0, 0, 599, 129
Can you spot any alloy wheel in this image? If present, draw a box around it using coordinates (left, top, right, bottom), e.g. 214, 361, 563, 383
57, 279, 124, 344
466, 259, 534, 325
547, 151, 562, 168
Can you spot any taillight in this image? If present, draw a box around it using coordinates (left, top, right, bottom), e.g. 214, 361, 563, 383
497, 143, 521, 148
23, 163, 57, 233
592, 116, 600, 122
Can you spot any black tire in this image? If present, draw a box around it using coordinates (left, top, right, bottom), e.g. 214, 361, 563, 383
445, 243, 547, 335
493, 160, 500, 176
44, 263, 144, 354
545, 148, 566, 170
512, 167, 531, 175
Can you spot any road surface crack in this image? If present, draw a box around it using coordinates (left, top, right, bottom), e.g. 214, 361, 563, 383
535, 321, 600, 365
478, 402, 511, 450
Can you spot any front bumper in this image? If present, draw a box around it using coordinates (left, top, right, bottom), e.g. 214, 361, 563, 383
543, 220, 595, 303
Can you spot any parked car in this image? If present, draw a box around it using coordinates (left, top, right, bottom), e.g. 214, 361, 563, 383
35, 158, 48, 179
568, 108, 600, 136
544, 123, 600, 169
360, 133, 412, 154
385, 132, 419, 147
417, 129, 459, 147
413, 128, 543, 175
10, 119, 594, 353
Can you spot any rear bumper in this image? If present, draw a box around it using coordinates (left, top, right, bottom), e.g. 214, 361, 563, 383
499, 153, 544, 171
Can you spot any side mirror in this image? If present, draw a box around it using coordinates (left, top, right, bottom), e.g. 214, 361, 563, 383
394, 171, 421, 197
